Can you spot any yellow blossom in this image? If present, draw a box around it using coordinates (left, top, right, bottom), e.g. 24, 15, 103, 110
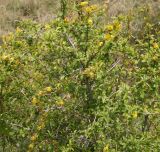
152, 55, 158, 61
56, 83, 61, 89
16, 27, 23, 34
105, 25, 114, 31
88, 72, 95, 78
132, 111, 138, 119
113, 21, 122, 30
30, 133, 38, 141
80, 1, 88, 7
28, 143, 34, 149
83, 67, 95, 79
64, 17, 69, 23
37, 91, 44, 96
37, 125, 43, 131
88, 18, 93, 25
153, 43, 159, 49
45, 86, 52, 92
98, 41, 103, 47
85, 5, 98, 13
56, 100, 64, 106
105, 34, 112, 41
90, 5, 98, 10
31, 97, 39, 105
85, 7, 92, 13
103, 144, 109, 152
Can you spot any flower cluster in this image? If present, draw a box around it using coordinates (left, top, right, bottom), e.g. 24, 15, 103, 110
83, 66, 96, 79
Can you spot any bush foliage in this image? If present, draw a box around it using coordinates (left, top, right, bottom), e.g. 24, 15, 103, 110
0, 1, 160, 151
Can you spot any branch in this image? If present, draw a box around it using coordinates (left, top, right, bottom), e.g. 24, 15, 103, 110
65, 33, 76, 49
107, 58, 121, 73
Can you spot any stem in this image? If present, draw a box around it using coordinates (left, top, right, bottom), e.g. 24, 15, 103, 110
84, 17, 89, 55
142, 114, 149, 132
85, 77, 93, 108
60, 0, 67, 19
0, 83, 4, 113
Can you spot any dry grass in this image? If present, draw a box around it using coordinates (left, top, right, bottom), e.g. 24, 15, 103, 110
0, 0, 159, 36
0, 0, 59, 35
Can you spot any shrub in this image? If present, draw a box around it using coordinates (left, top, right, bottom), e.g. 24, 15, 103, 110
0, 1, 160, 151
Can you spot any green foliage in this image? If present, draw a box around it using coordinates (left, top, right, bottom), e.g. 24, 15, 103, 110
0, 1, 160, 151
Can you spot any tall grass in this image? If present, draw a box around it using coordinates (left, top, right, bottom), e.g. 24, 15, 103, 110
0, 0, 59, 35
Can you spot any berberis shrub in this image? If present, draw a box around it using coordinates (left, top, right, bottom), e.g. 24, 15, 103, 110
0, 1, 160, 152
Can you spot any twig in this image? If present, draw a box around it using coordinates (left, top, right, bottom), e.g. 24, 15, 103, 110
107, 58, 121, 73
65, 33, 76, 49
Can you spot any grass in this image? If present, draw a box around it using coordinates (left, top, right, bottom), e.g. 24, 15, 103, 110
0, 0, 59, 35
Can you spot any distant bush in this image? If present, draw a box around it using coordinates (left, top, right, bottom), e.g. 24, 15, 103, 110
0, 1, 160, 151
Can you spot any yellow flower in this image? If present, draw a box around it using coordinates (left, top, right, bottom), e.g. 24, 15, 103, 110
85, 5, 98, 13
45, 86, 52, 92
16, 27, 23, 34
37, 125, 43, 131
153, 43, 159, 49
98, 41, 103, 47
85, 7, 92, 13
83, 67, 95, 79
1, 54, 14, 62
28, 143, 34, 149
89, 72, 95, 78
88, 18, 93, 26
31, 97, 39, 105
105, 34, 112, 41
103, 144, 109, 152
37, 91, 44, 96
56, 100, 64, 106
113, 21, 122, 30
152, 55, 158, 61
64, 17, 69, 23
80, 1, 88, 7
105, 25, 113, 31
90, 5, 98, 11
30, 133, 38, 141
132, 111, 138, 119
